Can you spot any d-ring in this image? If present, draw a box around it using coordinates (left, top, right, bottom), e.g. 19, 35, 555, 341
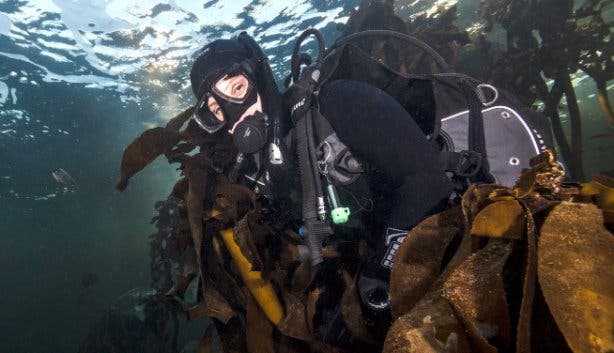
476, 83, 499, 106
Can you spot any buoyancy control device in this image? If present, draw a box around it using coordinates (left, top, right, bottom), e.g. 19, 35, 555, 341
314, 29, 556, 190
284, 28, 556, 267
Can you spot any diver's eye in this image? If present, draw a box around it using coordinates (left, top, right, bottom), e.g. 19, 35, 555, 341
209, 105, 224, 122
213, 73, 250, 100
205, 95, 224, 122
233, 83, 244, 94
208, 103, 220, 114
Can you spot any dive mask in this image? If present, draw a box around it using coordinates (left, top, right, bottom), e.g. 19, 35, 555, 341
192, 65, 257, 133
192, 67, 269, 154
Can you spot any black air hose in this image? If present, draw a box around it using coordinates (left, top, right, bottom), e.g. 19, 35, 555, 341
323, 29, 451, 72
305, 107, 325, 215
295, 110, 326, 266
291, 28, 325, 83
288, 28, 332, 266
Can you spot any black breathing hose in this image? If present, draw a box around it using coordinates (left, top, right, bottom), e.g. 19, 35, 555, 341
290, 28, 331, 266
305, 108, 325, 219
323, 29, 451, 73
291, 28, 326, 83
295, 111, 326, 266
291, 28, 326, 202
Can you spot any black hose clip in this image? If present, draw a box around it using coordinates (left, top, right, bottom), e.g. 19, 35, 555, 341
455, 150, 483, 178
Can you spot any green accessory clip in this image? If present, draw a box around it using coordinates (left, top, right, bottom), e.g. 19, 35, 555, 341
331, 206, 351, 224
326, 184, 350, 224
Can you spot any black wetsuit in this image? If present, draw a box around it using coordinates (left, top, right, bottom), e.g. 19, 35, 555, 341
317, 79, 453, 277
320, 80, 452, 228
268, 78, 453, 343
273, 78, 452, 285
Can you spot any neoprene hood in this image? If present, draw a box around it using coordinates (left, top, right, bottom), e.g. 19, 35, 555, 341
190, 39, 251, 99
190, 33, 286, 159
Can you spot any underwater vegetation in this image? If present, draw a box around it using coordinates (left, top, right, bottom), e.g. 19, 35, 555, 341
75, 0, 614, 352
473, 0, 613, 182
78, 287, 180, 353
342, 0, 613, 182
114, 131, 614, 352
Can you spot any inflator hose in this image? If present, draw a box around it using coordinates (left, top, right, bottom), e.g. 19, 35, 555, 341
289, 27, 332, 267
323, 29, 451, 72
291, 28, 325, 83
295, 109, 326, 266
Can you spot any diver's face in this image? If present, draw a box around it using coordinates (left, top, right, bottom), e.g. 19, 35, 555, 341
208, 73, 262, 134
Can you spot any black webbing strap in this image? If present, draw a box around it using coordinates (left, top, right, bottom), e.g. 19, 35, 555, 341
458, 80, 495, 183
440, 150, 483, 178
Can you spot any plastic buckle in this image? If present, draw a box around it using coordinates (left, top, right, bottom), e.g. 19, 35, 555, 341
455, 150, 482, 178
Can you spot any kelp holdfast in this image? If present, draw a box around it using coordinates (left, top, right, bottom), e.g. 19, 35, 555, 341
316, 30, 556, 191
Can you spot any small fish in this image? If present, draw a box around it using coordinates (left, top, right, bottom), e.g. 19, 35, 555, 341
51, 168, 77, 188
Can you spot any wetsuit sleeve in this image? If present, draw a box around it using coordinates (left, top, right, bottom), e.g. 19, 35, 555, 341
319, 79, 445, 184
319, 79, 453, 230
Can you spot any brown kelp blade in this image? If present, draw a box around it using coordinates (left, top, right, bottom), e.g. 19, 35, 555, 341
196, 324, 216, 353
597, 86, 614, 126
246, 295, 276, 353
340, 270, 375, 343
116, 107, 193, 191
185, 284, 235, 324
470, 200, 525, 240
164, 106, 194, 131
384, 293, 470, 353
539, 202, 614, 353
116, 127, 180, 191
442, 240, 513, 353
390, 206, 463, 318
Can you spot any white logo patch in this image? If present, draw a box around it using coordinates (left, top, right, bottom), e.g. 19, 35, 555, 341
381, 228, 408, 269
384, 227, 407, 245
243, 127, 252, 138
291, 97, 306, 115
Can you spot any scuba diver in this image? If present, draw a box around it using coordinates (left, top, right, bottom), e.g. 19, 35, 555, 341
187, 27, 553, 347
189, 32, 452, 320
